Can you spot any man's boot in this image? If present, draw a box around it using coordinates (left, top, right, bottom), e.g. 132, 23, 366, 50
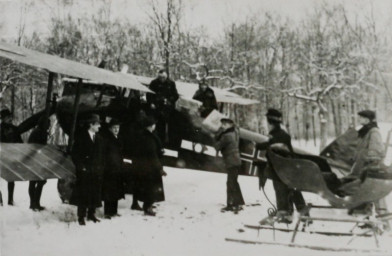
8, 182, 15, 205
131, 201, 142, 211
78, 218, 86, 226
34, 183, 45, 211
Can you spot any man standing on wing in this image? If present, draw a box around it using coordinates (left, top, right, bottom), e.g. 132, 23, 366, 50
146, 69, 179, 144
192, 78, 218, 118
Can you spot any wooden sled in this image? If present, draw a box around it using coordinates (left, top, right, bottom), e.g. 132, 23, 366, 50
244, 148, 392, 250
267, 148, 392, 209
235, 212, 392, 251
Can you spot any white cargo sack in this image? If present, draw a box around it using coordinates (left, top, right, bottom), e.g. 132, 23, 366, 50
202, 109, 228, 132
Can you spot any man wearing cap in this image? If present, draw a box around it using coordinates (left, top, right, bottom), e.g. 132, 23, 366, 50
192, 79, 218, 118
347, 110, 384, 180
0, 108, 23, 206
102, 119, 125, 218
70, 114, 105, 225
215, 118, 245, 213
146, 69, 179, 144
256, 108, 307, 224
132, 116, 166, 216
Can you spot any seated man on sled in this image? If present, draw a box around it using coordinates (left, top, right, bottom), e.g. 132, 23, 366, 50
322, 110, 387, 215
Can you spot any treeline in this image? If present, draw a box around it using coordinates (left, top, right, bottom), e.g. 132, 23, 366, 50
1, 1, 391, 148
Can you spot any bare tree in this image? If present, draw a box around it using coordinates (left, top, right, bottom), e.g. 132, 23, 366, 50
146, 0, 183, 77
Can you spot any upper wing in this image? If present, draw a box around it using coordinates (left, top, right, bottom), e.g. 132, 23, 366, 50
0, 42, 151, 93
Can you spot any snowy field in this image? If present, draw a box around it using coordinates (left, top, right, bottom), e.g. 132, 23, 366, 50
1, 167, 392, 256
1, 124, 392, 256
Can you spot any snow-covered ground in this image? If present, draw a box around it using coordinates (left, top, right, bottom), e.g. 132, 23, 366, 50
1, 124, 392, 256
1, 167, 391, 256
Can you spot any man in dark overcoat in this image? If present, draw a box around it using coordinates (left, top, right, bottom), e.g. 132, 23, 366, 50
215, 118, 245, 213
27, 117, 50, 211
256, 109, 307, 224
102, 119, 125, 218
146, 69, 179, 144
133, 116, 166, 216
192, 79, 218, 118
71, 114, 105, 225
0, 108, 23, 206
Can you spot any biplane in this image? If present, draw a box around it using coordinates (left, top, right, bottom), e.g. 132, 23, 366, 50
1, 43, 392, 252
0, 42, 262, 188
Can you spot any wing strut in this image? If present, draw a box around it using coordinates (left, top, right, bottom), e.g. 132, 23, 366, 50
43, 72, 55, 142
68, 78, 83, 152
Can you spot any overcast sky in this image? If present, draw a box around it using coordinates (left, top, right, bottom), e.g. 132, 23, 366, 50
1, 0, 391, 41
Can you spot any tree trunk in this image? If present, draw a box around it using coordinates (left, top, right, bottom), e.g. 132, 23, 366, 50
285, 96, 291, 135
294, 102, 300, 140
351, 99, 357, 128
304, 104, 310, 142
330, 98, 339, 137
312, 106, 317, 147
319, 106, 328, 151
11, 85, 15, 116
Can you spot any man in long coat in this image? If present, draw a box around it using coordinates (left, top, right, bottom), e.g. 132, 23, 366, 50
256, 109, 307, 224
343, 110, 386, 215
102, 119, 125, 218
192, 79, 218, 118
347, 110, 385, 180
215, 118, 245, 213
133, 116, 166, 216
71, 114, 105, 225
0, 109, 23, 206
27, 117, 50, 211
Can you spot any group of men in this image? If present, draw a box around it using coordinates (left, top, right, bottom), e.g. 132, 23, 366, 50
70, 70, 222, 224
70, 112, 168, 225
0, 69, 388, 227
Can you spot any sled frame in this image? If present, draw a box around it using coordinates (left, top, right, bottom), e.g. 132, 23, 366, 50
254, 205, 392, 250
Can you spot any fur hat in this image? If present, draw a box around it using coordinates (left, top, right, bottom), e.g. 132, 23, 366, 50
358, 110, 376, 121
266, 108, 283, 123
198, 78, 207, 86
